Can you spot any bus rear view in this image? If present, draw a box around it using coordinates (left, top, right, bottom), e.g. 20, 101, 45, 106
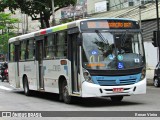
80, 19, 146, 102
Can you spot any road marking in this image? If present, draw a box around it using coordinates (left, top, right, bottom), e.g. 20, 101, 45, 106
0, 86, 12, 91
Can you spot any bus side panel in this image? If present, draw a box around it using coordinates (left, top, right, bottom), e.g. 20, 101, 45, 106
8, 62, 19, 88
43, 60, 69, 93
19, 61, 38, 90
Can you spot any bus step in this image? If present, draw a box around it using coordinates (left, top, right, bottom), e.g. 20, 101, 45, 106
39, 88, 44, 91
73, 91, 80, 95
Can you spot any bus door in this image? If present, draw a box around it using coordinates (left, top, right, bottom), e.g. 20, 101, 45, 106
9, 42, 20, 88
14, 44, 20, 88
68, 31, 80, 93
36, 39, 44, 90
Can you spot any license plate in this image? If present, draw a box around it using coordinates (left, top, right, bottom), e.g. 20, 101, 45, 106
113, 88, 124, 92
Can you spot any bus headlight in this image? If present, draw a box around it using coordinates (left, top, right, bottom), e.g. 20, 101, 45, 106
140, 67, 146, 80
83, 69, 92, 83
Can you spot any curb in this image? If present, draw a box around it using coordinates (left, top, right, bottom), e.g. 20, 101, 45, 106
147, 79, 153, 86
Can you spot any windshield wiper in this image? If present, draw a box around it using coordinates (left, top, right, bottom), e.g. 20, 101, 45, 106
121, 31, 127, 47
95, 30, 109, 45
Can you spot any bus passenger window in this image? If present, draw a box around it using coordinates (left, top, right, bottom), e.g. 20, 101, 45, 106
56, 32, 67, 59
9, 43, 15, 62
20, 41, 26, 60
44, 35, 55, 59
26, 39, 35, 60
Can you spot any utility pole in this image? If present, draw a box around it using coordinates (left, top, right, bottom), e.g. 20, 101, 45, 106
139, 0, 146, 29
139, 0, 142, 28
156, 0, 160, 61
51, 0, 55, 26
156, 0, 159, 32
74, 0, 78, 21
82, 1, 85, 18
26, 14, 28, 33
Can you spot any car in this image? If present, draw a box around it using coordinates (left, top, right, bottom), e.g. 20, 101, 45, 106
153, 62, 160, 87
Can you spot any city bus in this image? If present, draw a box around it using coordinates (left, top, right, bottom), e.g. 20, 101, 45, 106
8, 18, 146, 104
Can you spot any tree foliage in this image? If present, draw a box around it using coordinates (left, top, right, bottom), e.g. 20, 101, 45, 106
0, 0, 76, 28
0, 13, 19, 54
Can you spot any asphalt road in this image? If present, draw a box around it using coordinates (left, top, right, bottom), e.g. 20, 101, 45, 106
0, 81, 160, 119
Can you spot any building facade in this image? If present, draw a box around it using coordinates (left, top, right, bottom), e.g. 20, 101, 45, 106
109, 0, 155, 10
5, 0, 160, 79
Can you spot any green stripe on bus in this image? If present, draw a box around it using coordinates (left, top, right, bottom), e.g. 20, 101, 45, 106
52, 25, 68, 32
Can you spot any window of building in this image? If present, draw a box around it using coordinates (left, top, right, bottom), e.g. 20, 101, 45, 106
129, 2, 134, 6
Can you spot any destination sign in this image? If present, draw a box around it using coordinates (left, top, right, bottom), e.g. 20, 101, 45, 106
87, 21, 132, 28
81, 19, 139, 30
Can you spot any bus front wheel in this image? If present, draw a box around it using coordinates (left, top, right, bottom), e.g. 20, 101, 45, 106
23, 76, 30, 96
62, 80, 72, 104
110, 96, 123, 102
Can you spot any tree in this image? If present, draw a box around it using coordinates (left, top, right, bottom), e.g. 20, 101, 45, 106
0, 0, 76, 29
0, 13, 19, 54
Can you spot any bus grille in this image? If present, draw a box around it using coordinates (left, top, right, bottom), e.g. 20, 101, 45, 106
97, 79, 137, 86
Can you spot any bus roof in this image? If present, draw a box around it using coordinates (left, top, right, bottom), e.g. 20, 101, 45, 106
8, 18, 138, 43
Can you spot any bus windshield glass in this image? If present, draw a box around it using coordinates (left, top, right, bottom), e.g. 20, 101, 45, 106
82, 31, 145, 70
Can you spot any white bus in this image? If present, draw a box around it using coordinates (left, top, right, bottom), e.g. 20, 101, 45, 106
8, 18, 146, 104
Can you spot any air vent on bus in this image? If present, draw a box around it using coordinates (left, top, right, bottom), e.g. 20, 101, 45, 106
97, 78, 137, 86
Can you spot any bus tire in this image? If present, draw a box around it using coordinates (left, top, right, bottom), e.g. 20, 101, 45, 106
110, 96, 123, 102
62, 80, 72, 104
23, 76, 30, 96
154, 77, 160, 87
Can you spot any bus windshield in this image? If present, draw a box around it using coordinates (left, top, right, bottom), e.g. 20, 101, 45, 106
82, 30, 145, 70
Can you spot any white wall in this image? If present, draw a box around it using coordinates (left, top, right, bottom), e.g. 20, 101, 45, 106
144, 41, 158, 69
109, 0, 129, 10
87, 0, 107, 14
95, 1, 108, 13
144, 41, 158, 79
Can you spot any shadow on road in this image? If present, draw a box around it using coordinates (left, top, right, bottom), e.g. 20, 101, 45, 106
13, 90, 145, 107
74, 97, 144, 107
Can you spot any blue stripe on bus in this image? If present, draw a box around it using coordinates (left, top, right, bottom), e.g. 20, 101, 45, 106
46, 29, 53, 34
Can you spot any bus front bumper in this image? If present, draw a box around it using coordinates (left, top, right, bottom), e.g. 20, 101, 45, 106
81, 78, 146, 97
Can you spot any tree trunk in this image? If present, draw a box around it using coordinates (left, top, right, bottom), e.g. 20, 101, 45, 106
40, 13, 45, 29
43, 10, 50, 28
44, 17, 50, 28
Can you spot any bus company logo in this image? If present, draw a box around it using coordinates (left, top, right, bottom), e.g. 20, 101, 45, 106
116, 79, 120, 84
2, 112, 12, 117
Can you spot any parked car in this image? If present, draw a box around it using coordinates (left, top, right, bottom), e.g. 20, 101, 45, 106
153, 62, 160, 87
